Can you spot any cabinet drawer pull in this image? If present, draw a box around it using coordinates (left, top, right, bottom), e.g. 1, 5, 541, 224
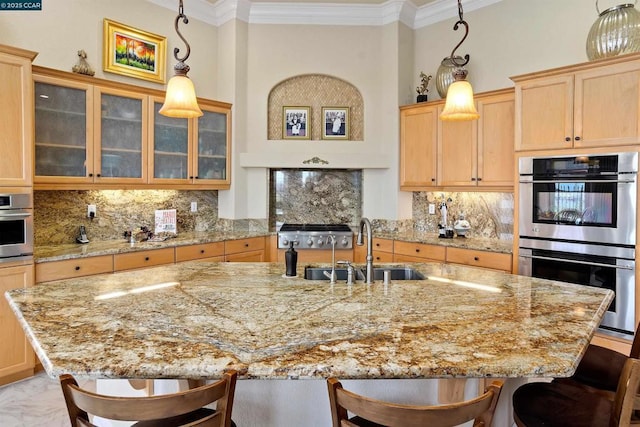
474, 256, 479, 261
244, 243, 249, 247
375, 243, 380, 247
75, 266, 81, 271
200, 249, 205, 254
415, 248, 420, 253
431, 178, 436, 182
145, 256, 150, 261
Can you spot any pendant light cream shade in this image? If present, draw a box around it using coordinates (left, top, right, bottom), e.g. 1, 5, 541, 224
439, 0, 479, 122
159, 0, 203, 119
440, 72, 479, 121
159, 74, 202, 118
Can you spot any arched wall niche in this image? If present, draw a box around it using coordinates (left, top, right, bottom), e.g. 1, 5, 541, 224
267, 74, 364, 141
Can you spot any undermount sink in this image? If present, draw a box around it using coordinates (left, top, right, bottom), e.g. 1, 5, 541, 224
303, 266, 425, 281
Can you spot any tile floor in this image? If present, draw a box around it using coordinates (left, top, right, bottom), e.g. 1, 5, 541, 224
0, 372, 94, 427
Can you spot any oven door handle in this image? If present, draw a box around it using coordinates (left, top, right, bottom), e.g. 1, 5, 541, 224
519, 179, 636, 184
519, 253, 634, 270
0, 212, 31, 218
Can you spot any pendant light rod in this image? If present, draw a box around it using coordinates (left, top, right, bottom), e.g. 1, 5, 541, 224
449, 0, 470, 68
173, 0, 191, 71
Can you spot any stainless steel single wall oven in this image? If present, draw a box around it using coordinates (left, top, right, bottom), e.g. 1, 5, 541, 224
0, 193, 33, 263
518, 152, 637, 339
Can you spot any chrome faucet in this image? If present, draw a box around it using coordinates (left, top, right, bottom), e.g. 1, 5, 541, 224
357, 217, 374, 284
322, 234, 338, 284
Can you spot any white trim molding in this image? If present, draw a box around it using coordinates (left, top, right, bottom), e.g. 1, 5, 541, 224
148, 0, 503, 29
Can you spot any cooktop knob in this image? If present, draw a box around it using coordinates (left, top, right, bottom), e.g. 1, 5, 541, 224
317, 237, 324, 246
307, 238, 314, 246
341, 236, 349, 246
281, 237, 289, 246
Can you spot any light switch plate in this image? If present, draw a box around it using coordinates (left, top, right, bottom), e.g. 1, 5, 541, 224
428, 203, 436, 215
87, 204, 97, 218
191, 201, 197, 212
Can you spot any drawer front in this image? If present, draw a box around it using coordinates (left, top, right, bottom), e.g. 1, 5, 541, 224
445, 247, 512, 272
113, 248, 175, 271
277, 249, 353, 263
35, 255, 113, 283
393, 241, 445, 261
373, 251, 394, 263
225, 237, 266, 255
225, 250, 265, 262
373, 238, 393, 253
176, 242, 225, 262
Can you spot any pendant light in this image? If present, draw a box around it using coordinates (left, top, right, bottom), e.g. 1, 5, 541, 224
159, 0, 203, 118
440, 0, 479, 121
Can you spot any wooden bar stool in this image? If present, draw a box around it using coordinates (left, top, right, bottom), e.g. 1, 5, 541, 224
60, 370, 237, 427
327, 377, 503, 427
512, 358, 640, 426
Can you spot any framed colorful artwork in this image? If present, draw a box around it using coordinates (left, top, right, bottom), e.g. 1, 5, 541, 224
103, 19, 167, 84
283, 106, 311, 140
322, 107, 349, 140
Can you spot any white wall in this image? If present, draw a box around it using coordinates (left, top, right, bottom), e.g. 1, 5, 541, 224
0, 0, 219, 98
415, 0, 597, 99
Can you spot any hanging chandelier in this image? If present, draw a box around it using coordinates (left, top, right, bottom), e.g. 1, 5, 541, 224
159, 0, 203, 118
439, 0, 479, 121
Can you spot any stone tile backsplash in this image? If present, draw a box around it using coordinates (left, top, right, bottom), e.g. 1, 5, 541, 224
34, 190, 220, 245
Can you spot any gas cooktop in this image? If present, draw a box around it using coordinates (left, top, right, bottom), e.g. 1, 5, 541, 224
277, 223, 353, 249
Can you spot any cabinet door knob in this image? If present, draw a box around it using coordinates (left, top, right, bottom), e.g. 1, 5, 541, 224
195, 176, 200, 179
471, 177, 476, 181
477, 177, 482, 181
431, 178, 436, 182
88, 173, 93, 177
574, 136, 581, 141
96, 173, 101, 177
75, 266, 80, 271
189, 176, 194, 179
565, 137, 571, 142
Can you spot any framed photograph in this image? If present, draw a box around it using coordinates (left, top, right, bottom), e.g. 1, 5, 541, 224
103, 18, 167, 84
322, 107, 349, 140
283, 106, 310, 140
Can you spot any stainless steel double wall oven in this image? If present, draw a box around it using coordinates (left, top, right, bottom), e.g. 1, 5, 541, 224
518, 152, 637, 339
0, 193, 33, 263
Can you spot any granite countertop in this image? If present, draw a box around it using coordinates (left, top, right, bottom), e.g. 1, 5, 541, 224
34, 231, 272, 263
34, 230, 512, 263
6, 261, 611, 381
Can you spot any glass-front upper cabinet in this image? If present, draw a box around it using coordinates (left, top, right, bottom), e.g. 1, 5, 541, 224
149, 97, 190, 183
95, 87, 147, 183
34, 76, 93, 183
194, 104, 230, 184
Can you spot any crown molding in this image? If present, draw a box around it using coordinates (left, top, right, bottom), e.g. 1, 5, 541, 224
148, 0, 502, 29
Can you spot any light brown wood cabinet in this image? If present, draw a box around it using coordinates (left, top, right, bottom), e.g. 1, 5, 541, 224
0, 262, 34, 386
399, 103, 438, 190
33, 66, 231, 190
113, 248, 175, 271
0, 45, 36, 187
393, 241, 446, 263
35, 255, 113, 283
445, 247, 512, 272
354, 238, 393, 263
224, 237, 266, 262
513, 53, 640, 151
175, 242, 225, 262
401, 89, 514, 190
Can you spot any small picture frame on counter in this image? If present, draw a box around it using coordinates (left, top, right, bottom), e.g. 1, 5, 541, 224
282, 106, 310, 140
322, 107, 349, 140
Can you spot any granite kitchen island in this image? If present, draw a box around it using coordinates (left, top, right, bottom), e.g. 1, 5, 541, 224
5, 261, 613, 426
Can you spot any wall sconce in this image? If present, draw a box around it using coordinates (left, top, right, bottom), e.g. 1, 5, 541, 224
439, 0, 479, 121
159, 0, 203, 118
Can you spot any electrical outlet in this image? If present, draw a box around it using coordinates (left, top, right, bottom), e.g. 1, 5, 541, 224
428, 203, 436, 215
190, 201, 197, 212
87, 204, 97, 218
